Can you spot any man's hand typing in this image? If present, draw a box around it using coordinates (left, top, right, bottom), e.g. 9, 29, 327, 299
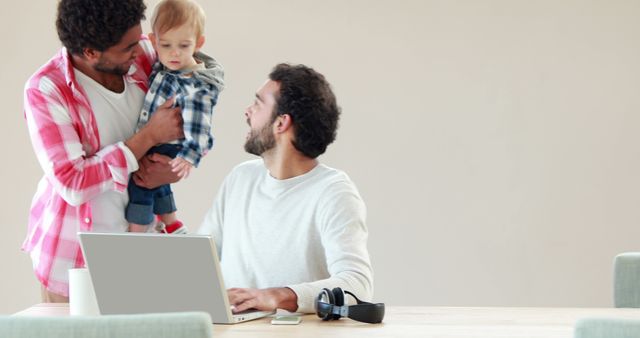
227, 287, 298, 313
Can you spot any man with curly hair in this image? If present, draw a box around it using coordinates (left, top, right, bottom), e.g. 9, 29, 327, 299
198, 64, 373, 314
23, 0, 183, 302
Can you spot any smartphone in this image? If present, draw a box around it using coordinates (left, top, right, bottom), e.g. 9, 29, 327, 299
271, 315, 302, 325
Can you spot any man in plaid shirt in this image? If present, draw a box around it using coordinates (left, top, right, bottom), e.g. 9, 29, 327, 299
23, 0, 183, 302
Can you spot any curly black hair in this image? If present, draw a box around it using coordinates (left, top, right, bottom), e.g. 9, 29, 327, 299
269, 64, 341, 159
56, 0, 146, 55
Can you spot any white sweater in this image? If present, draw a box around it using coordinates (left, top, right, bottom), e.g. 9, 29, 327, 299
198, 159, 373, 313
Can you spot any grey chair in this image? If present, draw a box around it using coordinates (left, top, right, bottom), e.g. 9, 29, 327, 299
574, 317, 640, 338
573, 252, 640, 338
0, 311, 212, 338
614, 252, 640, 308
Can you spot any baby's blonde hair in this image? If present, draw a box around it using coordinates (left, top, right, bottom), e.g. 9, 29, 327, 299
151, 0, 205, 37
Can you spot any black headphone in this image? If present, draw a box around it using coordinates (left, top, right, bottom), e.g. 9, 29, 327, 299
315, 287, 385, 324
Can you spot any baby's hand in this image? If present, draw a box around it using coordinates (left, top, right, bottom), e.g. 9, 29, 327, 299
169, 157, 193, 179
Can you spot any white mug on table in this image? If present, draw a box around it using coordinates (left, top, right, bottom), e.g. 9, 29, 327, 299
68, 268, 100, 316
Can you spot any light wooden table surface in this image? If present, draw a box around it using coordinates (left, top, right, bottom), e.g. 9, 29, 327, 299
14, 303, 640, 337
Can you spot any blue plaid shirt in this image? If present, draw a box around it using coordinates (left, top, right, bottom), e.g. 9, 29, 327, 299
136, 55, 224, 167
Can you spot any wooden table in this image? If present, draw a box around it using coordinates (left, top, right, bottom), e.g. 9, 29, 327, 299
14, 303, 640, 337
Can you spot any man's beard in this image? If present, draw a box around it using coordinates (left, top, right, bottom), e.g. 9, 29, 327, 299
244, 122, 276, 156
94, 59, 130, 76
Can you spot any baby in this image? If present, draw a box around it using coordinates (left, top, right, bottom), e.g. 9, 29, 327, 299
126, 0, 224, 233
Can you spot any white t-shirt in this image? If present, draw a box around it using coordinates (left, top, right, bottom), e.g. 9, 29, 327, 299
198, 159, 373, 313
74, 69, 144, 232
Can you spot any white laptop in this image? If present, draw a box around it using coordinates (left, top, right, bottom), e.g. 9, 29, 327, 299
78, 232, 274, 324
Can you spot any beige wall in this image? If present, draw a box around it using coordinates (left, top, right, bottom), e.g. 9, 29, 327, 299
2, 0, 640, 314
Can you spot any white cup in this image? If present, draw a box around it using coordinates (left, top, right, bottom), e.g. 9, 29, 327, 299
68, 268, 100, 316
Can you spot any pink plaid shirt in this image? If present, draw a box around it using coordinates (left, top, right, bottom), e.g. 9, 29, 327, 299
23, 38, 155, 297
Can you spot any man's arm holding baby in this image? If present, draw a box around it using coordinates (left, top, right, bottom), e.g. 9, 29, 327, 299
127, 98, 184, 189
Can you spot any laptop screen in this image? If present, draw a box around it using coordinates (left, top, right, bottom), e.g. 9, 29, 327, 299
78, 232, 235, 323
